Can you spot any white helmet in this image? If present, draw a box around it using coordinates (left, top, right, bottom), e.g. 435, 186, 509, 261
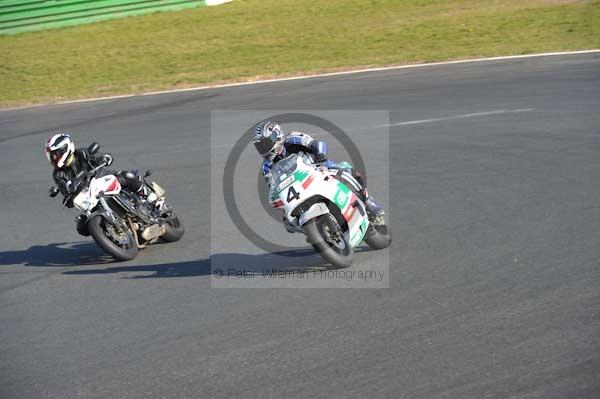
45, 133, 75, 168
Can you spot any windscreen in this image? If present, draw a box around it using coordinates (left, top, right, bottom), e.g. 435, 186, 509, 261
271, 154, 299, 187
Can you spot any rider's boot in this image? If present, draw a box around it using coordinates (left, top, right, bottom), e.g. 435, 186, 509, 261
360, 188, 385, 226
350, 170, 385, 225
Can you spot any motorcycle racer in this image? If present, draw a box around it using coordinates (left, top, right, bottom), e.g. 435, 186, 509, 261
45, 132, 184, 259
45, 133, 145, 208
252, 120, 384, 225
45, 133, 158, 238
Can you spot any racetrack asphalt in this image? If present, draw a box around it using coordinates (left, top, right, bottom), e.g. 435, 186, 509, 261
0, 52, 599, 398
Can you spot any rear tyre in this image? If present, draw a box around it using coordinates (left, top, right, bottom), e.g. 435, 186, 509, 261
161, 214, 185, 242
364, 220, 392, 250
364, 213, 392, 249
302, 214, 353, 268
87, 215, 138, 261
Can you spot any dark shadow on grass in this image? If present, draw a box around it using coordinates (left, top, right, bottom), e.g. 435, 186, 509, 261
0, 241, 114, 267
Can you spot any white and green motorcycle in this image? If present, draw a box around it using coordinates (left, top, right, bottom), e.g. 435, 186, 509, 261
269, 153, 391, 268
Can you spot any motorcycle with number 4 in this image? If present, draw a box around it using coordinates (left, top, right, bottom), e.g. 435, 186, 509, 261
269, 153, 391, 268
49, 144, 184, 261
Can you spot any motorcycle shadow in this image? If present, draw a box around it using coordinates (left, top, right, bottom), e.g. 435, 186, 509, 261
0, 241, 114, 267
210, 246, 376, 276
61, 246, 376, 279
211, 248, 329, 276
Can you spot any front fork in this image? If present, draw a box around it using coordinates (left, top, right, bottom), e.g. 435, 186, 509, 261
80, 196, 121, 230
74, 197, 119, 236
98, 197, 119, 226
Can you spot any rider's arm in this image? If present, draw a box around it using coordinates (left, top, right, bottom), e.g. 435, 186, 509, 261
75, 145, 112, 170
285, 132, 327, 163
309, 139, 327, 163
52, 171, 75, 208
261, 159, 273, 183
52, 171, 69, 197
86, 149, 113, 168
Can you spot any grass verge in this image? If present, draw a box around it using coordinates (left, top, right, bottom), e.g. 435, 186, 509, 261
0, 0, 599, 108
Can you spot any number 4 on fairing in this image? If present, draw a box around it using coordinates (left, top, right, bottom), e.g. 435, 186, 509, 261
287, 186, 300, 202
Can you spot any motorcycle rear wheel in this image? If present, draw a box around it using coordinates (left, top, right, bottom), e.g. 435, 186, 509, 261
162, 214, 185, 242
364, 221, 392, 250
88, 215, 138, 261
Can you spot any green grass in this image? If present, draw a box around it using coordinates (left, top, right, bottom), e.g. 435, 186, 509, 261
1, 0, 599, 107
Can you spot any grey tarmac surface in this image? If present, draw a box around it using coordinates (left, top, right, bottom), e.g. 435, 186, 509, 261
1, 53, 599, 398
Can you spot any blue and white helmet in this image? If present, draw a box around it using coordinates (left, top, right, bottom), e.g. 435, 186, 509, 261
252, 120, 284, 160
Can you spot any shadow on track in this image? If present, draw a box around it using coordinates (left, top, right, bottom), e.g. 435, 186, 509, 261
0, 240, 376, 278
63, 259, 211, 278
0, 241, 114, 267
61, 247, 369, 279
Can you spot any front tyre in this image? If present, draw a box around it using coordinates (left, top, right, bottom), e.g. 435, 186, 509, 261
302, 214, 353, 268
87, 215, 138, 261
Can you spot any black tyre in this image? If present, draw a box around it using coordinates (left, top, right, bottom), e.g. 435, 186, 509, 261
87, 215, 138, 261
364, 222, 392, 250
161, 214, 185, 242
302, 214, 353, 268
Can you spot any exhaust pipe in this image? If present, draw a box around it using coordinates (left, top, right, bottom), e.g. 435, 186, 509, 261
141, 224, 166, 242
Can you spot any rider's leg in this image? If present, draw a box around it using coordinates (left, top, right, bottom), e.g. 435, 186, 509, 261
352, 176, 386, 228
117, 171, 145, 195
350, 170, 384, 219
327, 162, 384, 221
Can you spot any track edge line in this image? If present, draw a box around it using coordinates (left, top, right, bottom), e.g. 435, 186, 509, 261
2, 49, 599, 112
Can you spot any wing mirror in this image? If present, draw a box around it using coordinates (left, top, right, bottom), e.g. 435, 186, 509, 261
88, 142, 100, 155
144, 169, 153, 178
49, 186, 59, 198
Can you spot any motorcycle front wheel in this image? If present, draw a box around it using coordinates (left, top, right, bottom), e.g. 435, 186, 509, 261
302, 214, 353, 268
87, 215, 138, 261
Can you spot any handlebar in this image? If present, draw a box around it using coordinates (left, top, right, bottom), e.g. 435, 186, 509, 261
75, 160, 108, 180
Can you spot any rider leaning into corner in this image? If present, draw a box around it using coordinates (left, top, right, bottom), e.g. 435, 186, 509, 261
252, 120, 385, 231
45, 133, 149, 234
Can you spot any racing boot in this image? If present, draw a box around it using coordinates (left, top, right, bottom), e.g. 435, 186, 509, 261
350, 170, 385, 225
361, 188, 385, 226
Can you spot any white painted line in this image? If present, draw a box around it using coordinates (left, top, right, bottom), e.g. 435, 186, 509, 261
2, 50, 598, 111
139, 50, 600, 97
211, 109, 536, 148
388, 108, 535, 127
56, 94, 136, 105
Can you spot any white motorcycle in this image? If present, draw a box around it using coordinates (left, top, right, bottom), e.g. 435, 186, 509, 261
269, 153, 391, 268
49, 145, 184, 261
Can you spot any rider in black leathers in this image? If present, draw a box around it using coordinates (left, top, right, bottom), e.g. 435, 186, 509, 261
46, 133, 144, 207
46, 133, 145, 235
